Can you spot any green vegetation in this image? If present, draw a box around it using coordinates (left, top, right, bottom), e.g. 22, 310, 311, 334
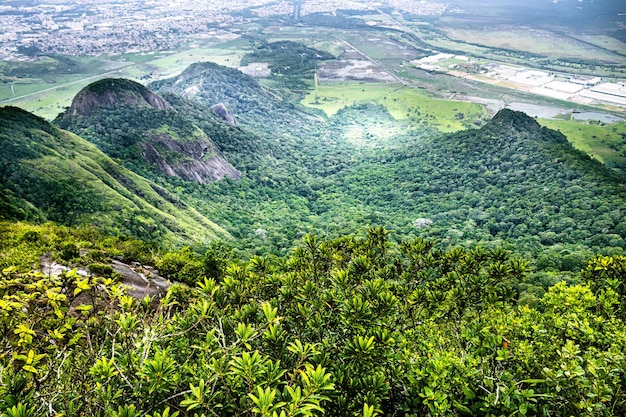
538, 119, 626, 172
1, 223, 626, 416
442, 28, 625, 64
136, 64, 626, 263
0, 41, 249, 120
0, 55, 132, 120
241, 40, 334, 89
45, 67, 625, 267
0, 222, 154, 272
2, 12, 626, 416
302, 82, 488, 132
0, 106, 228, 245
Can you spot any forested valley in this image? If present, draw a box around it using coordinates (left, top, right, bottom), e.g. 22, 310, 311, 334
1, 57, 626, 416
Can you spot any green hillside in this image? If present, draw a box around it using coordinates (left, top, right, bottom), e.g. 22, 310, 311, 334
53, 69, 625, 266
55, 79, 241, 184
150, 61, 325, 137
0, 106, 229, 245
329, 109, 626, 253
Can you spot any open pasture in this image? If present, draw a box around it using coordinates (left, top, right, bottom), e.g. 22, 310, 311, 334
538, 118, 626, 172
442, 27, 625, 64
302, 81, 488, 132
569, 34, 626, 56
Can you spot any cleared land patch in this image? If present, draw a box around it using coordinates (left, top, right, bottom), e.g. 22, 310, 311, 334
302, 81, 488, 132
442, 27, 625, 64
538, 118, 626, 171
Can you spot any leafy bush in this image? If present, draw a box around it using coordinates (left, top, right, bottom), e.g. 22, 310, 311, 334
58, 242, 79, 263
156, 247, 204, 285
2, 226, 626, 416
87, 262, 116, 278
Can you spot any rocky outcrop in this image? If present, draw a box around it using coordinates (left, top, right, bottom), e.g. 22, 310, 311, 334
39, 254, 171, 303
59, 77, 241, 185
67, 78, 172, 116
141, 133, 241, 183
211, 103, 237, 126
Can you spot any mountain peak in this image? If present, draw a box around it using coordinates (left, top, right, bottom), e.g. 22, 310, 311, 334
1, 105, 54, 133
490, 108, 541, 131
486, 108, 568, 145
66, 78, 172, 116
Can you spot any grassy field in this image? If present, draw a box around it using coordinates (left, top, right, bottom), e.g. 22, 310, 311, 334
538, 118, 626, 171
570, 34, 626, 56
0, 38, 251, 120
3, 84, 85, 120
302, 81, 488, 132
443, 28, 625, 64
0, 62, 133, 120
421, 36, 492, 57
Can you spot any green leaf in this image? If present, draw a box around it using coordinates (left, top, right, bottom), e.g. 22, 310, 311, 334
461, 385, 475, 400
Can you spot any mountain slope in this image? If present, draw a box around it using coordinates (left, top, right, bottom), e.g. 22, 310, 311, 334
149, 61, 324, 137
56, 78, 240, 184
331, 109, 626, 256
0, 106, 230, 244
42, 62, 626, 262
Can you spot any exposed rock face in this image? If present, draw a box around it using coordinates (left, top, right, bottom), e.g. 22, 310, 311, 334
67, 78, 172, 116
59, 78, 241, 185
39, 254, 171, 302
182, 85, 201, 98
211, 102, 237, 126
141, 133, 241, 183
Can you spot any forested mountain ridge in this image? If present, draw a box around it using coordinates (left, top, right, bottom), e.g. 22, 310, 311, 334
150, 61, 325, 137
50, 66, 626, 264
329, 108, 626, 263
4, 60, 625, 266
56, 78, 241, 184
0, 106, 229, 244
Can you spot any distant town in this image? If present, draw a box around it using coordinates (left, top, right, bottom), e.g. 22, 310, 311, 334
0, 0, 447, 61
2, 0, 623, 112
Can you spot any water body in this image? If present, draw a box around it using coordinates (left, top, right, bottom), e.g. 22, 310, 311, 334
506, 102, 566, 119
456, 96, 624, 123
571, 112, 623, 124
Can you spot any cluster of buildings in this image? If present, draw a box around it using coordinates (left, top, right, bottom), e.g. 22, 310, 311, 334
414, 54, 626, 108
0, 0, 450, 61
486, 64, 626, 107
0, 0, 252, 60
386, 0, 447, 16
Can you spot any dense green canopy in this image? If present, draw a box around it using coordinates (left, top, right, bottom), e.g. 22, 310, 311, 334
1, 223, 625, 416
